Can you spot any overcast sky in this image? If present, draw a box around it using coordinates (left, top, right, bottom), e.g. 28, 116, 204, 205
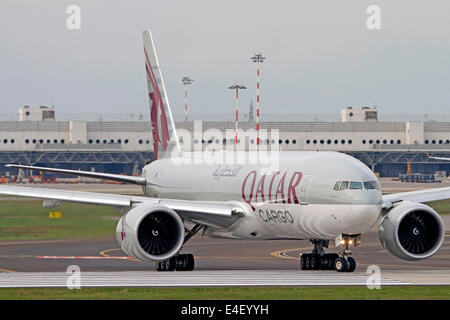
1, 0, 449, 118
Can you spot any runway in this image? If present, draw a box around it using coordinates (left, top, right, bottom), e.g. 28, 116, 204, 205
0, 226, 449, 287
0, 270, 413, 287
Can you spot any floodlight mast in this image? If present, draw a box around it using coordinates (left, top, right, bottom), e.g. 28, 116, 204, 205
228, 84, 247, 145
182, 76, 194, 122
251, 53, 265, 147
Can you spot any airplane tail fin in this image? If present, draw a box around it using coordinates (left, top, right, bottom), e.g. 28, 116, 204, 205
142, 30, 181, 160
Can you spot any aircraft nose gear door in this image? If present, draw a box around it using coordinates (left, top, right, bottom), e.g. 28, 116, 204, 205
299, 175, 314, 205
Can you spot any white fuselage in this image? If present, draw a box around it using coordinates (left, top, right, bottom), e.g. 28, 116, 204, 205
140, 151, 382, 241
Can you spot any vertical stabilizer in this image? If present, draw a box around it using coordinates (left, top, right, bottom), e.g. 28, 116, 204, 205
142, 30, 180, 160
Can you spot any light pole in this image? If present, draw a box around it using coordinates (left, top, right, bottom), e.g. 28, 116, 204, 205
182, 76, 194, 122
228, 84, 247, 144
251, 53, 265, 146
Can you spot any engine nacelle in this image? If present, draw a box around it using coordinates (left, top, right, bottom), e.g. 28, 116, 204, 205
116, 204, 185, 262
378, 201, 445, 261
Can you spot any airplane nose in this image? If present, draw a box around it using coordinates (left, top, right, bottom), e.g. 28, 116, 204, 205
351, 190, 382, 206
351, 201, 382, 232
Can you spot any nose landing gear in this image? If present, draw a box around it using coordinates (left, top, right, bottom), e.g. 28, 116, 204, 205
334, 256, 356, 272
334, 234, 360, 272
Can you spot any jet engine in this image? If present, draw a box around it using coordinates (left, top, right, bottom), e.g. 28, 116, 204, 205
378, 201, 445, 261
116, 204, 185, 262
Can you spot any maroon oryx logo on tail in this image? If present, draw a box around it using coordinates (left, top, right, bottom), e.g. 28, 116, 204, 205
144, 47, 170, 160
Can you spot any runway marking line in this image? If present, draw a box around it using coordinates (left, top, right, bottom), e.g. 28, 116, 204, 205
99, 248, 141, 262
36, 255, 134, 260
270, 247, 310, 261
99, 248, 122, 257
0, 268, 15, 273
0, 240, 69, 246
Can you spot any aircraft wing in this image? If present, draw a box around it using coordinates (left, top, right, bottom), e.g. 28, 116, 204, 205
382, 187, 450, 209
0, 185, 244, 228
5, 164, 146, 185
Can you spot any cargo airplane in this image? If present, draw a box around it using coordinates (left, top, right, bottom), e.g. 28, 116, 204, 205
0, 30, 448, 272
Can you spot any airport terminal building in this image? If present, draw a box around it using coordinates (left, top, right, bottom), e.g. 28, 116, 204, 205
1, 106, 450, 177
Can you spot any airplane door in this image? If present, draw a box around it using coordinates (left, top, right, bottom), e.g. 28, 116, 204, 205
299, 175, 314, 205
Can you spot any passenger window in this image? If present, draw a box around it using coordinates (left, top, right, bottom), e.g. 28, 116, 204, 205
333, 181, 340, 191
364, 181, 375, 190
339, 181, 349, 190
350, 181, 363, 189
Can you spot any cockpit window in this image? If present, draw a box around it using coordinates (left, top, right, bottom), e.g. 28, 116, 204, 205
364, 181, 375, 189
350, 181, 363, 189
339, 181, 349, 190
371, 180, 380, 190
335, 180, 380, 191
363, 181, 374, 189
333, 181, 341, 191
363, 181, 380, 190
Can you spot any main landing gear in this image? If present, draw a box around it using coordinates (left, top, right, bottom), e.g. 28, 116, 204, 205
300, 235, 360, 272
156, 253, 195, 271
155, 223, 204, 272
300, 240, 338, 270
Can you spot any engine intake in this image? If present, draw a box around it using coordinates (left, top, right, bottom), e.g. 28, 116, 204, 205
138, 210, 182, 256
116, 204, 185, 262
378, 201, 445, 261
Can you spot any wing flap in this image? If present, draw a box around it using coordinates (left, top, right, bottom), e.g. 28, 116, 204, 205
159, 199, 245, 228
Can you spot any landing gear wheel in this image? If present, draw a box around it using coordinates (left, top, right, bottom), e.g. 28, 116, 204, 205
300, 253, 313, 270
300, 254, 307, 270
310, 254, 321, 270
328, 254, 339, 270
156, 257, 176, 272
301, 252, 341, 271
300, 254, 306, 270
321, 253, 338, 270
327, 258, 334, 270
300, 238, 357, 273
305, 254, 312, 270
334, 257, 348, 272
186, 254, 195, 271
175, 254, 195, 271
346, 257, 356, 272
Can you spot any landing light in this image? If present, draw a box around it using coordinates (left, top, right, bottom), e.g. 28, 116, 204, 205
335, 234, 361, 248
